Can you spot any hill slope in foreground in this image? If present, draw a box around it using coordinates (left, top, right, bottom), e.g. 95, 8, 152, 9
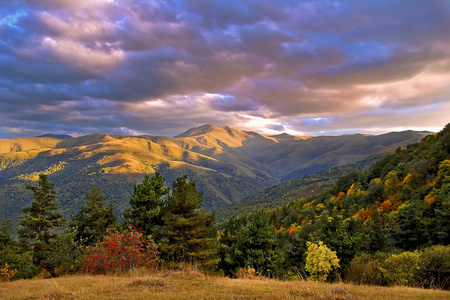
0, 125, 429, 223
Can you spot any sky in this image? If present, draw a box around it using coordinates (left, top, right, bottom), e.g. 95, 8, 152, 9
1, 0, 450, 139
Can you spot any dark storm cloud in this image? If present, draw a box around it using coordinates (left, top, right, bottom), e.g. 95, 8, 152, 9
0, 0, 449, 138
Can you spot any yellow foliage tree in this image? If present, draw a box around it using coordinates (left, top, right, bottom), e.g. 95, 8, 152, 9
305, 241, 340, 282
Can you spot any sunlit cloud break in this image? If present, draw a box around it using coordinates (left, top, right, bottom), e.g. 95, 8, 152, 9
0, 0, 449, 138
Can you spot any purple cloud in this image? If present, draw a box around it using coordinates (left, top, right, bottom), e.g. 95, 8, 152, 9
0, 0, 449, 139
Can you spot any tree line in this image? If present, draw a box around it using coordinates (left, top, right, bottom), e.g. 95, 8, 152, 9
0, 172, 218, 279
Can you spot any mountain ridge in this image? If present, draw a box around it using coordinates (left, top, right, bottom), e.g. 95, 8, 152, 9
0, 125, 432, 182
0, 125, 431, 229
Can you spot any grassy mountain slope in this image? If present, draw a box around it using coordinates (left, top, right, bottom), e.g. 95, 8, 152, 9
0, 125, 429, 228
0, 136, 61, 153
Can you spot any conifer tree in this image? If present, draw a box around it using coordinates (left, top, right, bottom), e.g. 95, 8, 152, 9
365, 209, 394, 253
433, 177, 450, 244
17, 174, 65, 265
70, 187, 118, 247
162, 175, 218, 268
123, 171, 170, 242
0, 219, 20, 273
238, 210, 284, 277
396, 195, 429, 250
0, 219, 14, 250
218, 216, 246, 276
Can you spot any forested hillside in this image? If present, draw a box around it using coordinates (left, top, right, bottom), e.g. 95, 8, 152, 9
219, 123, 450, 287
0, 125, 428, 230
216, 155, 381, 223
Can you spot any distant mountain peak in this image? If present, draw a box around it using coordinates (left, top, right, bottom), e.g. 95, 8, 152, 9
176, 124, 239, 138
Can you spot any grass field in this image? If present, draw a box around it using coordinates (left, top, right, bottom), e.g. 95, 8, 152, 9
1, 268, 449, 300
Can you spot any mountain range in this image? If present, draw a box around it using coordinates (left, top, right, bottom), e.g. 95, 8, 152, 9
0, 125, 430, 225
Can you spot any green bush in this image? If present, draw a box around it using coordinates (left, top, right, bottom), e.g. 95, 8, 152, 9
417, 245, 450, 289
344, 253, 384, 286
381, 251, 420, 286
0, 247, 34, 279
44, 229, 86, 276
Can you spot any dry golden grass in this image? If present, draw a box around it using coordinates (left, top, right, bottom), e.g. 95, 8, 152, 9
0, 137, 61, 154
1, 268, 449, 300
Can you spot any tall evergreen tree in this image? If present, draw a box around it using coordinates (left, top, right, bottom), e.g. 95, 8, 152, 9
162, 175, 218, 268
433, 180, 450, 244
365, 209, 395, 253
396, 195, 430, 250
219, 211, 287, 277
238, 210, 283, 276
17, 174, 65, 265
0, 219, 29, 279
70, 187, 118, 247
123, 171, 170, 242
218, 216, 245, 276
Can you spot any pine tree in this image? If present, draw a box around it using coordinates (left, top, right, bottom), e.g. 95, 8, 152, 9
365, 209, 394, 253
162, 175, 218, 268
238, 210, 283, 277
218, 216, 246, 276
0, 220, 14, 250
0, 219, 23, 277
70, 187, 118, 247
433, 180, 450, 244
17, 174, 66, 265
123, 171, 170, 242
396, 195, 429, 250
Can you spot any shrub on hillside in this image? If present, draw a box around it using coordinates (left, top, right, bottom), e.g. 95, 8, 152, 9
344, 253, 384, 286
381, 251, 420, 286
0, 263, 17, 282
84, 227, 160, 274
0, 247, 35, 279
44, 229, 86, 276
416, 245, 450, 289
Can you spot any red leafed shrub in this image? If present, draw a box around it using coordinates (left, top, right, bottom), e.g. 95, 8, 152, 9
84, 227, 160, 274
